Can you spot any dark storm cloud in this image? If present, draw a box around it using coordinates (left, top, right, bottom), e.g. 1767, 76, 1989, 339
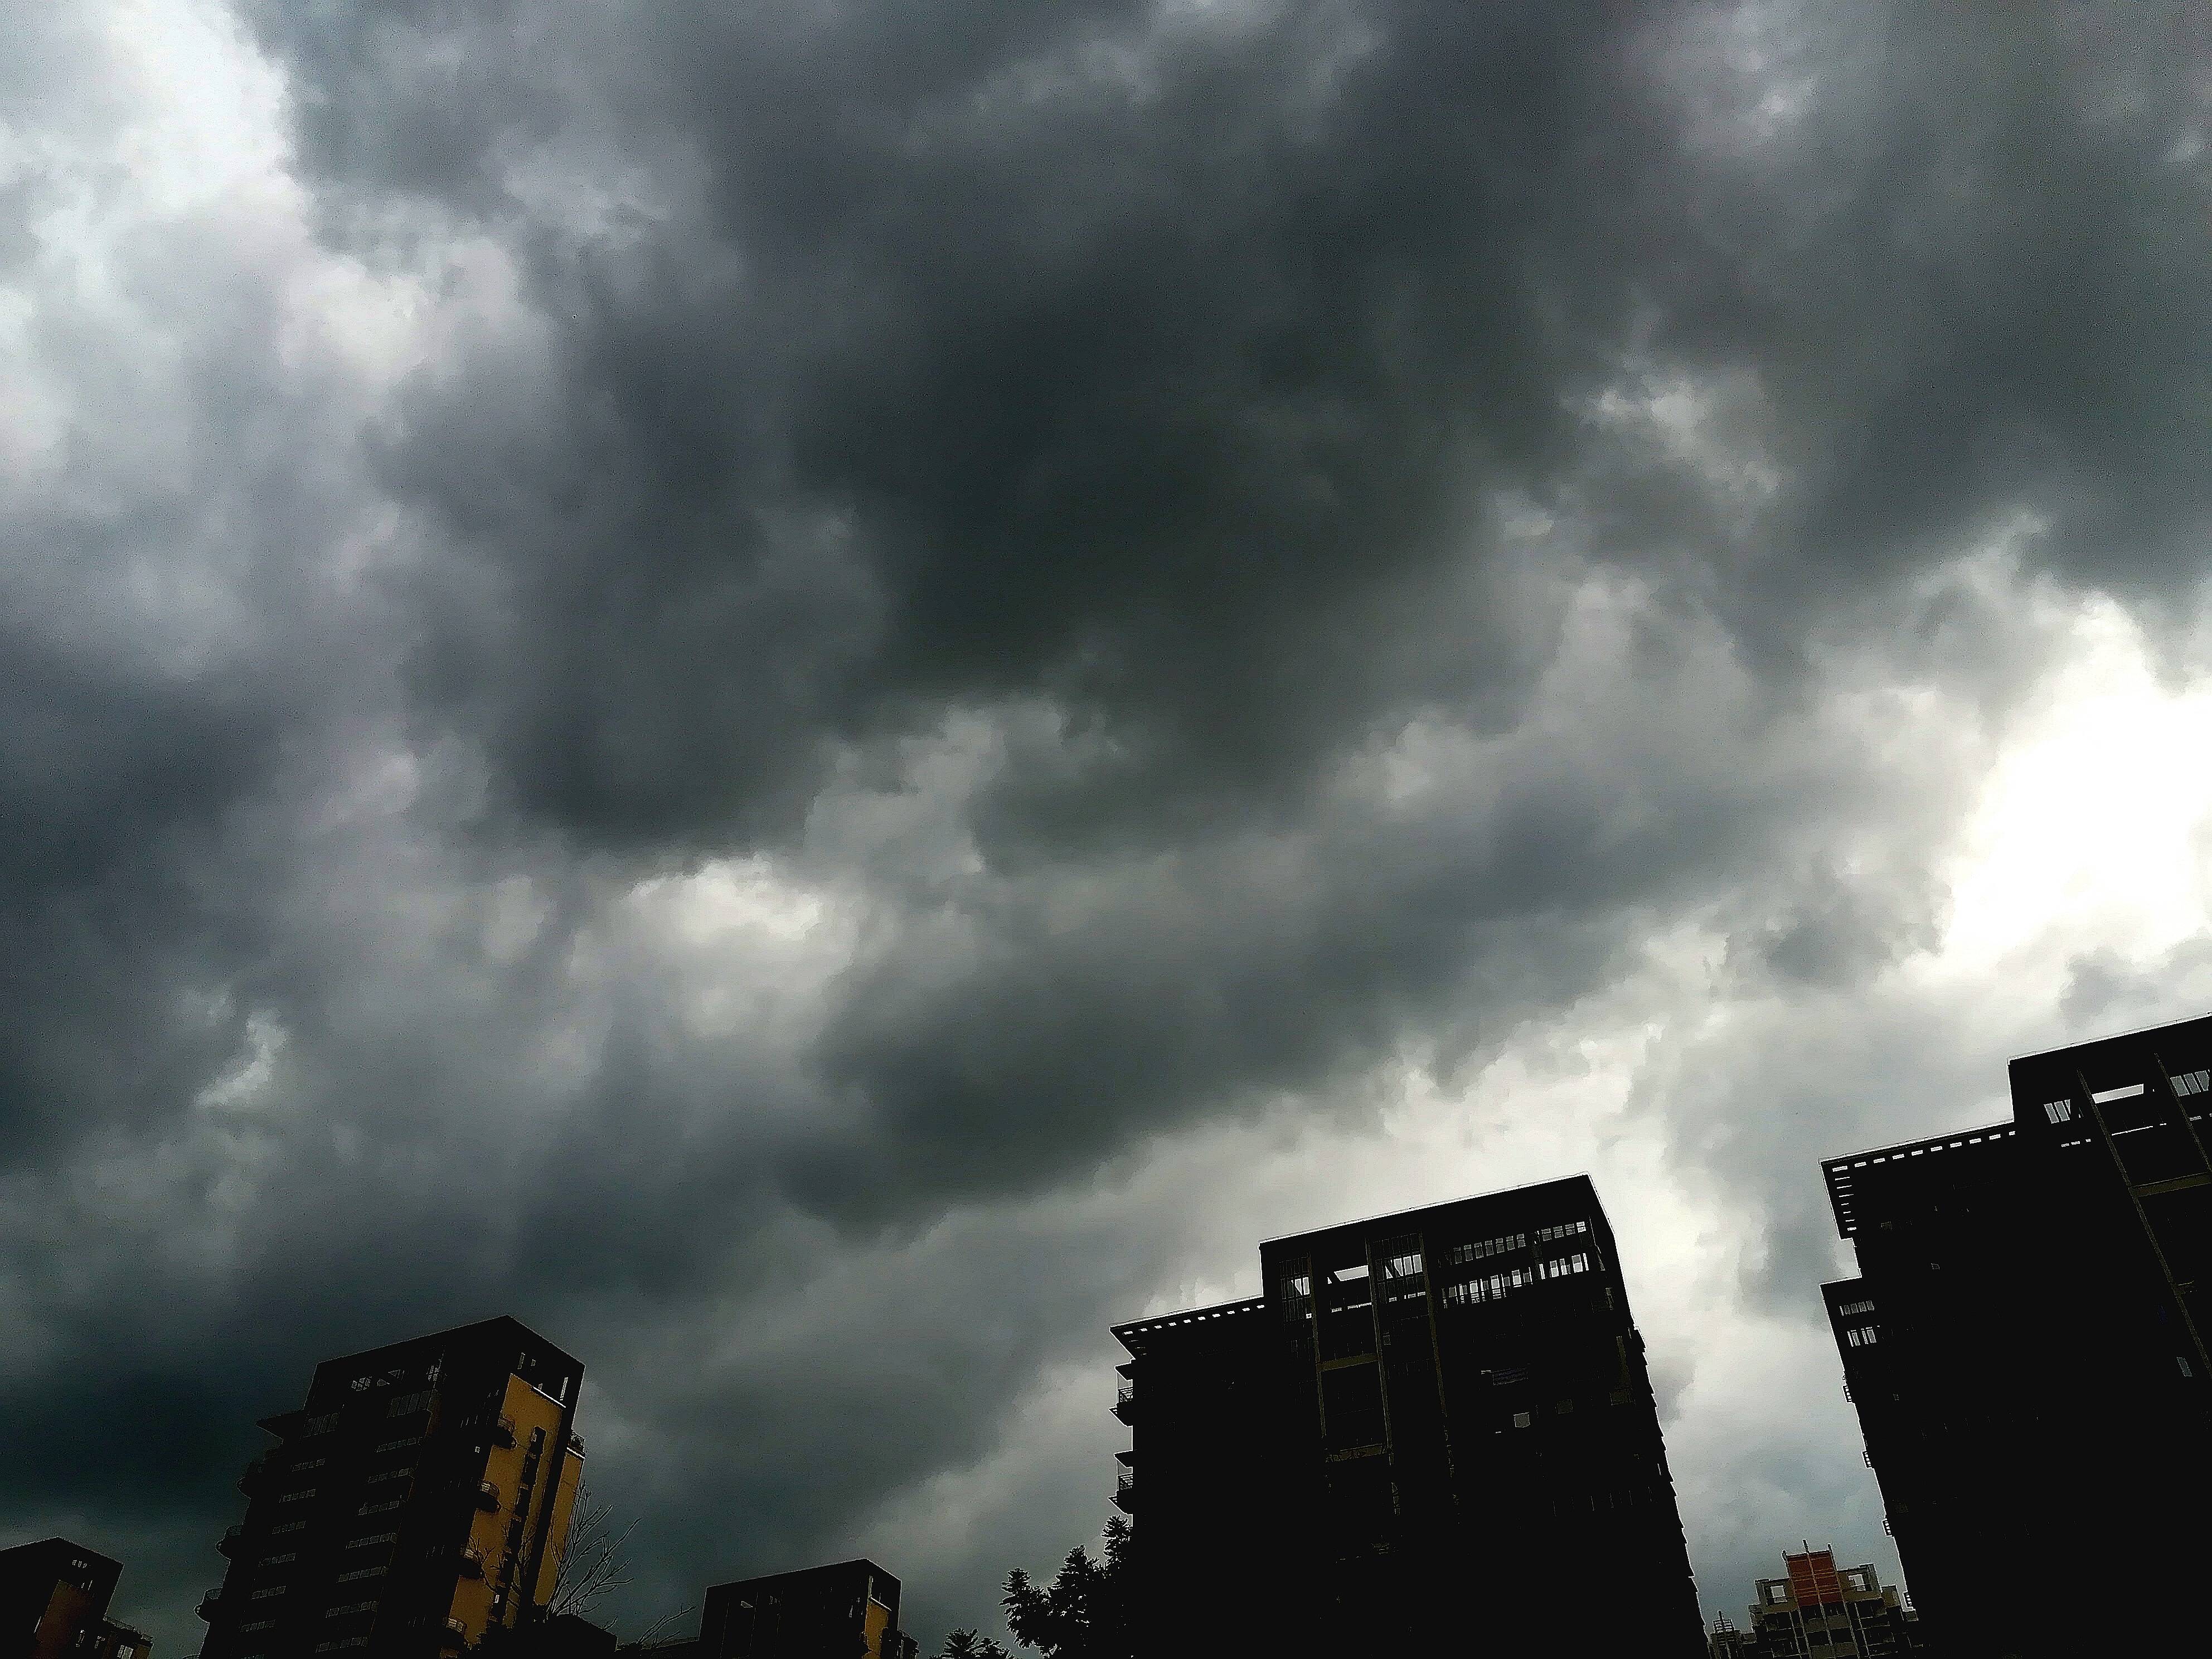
6, 0, 2212, 1650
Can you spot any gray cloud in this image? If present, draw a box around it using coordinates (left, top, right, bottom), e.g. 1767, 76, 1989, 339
4, 0, 2212, 1650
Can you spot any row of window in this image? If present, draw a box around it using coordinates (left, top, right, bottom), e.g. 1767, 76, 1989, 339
1448, 1233, 1525, 1265
1533, 1219, 1589, 1243
1836, 1298, 1875, 1318
1845, 1325, 1879, 1347
1437, 1253, 1592, 1307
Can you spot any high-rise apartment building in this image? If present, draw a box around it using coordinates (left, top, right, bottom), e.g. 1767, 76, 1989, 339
0, 1538, 151, 1659
1113, 1177, 1705, 1656
1823, 1012, 2212, 1658
1733, 1549, 1918, 1657
198, 1316, 585, 1659
697, 1561, 916, 1659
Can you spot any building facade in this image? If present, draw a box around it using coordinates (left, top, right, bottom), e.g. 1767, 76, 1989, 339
1823, 1012, 2212, 1657
1113, 1177, 1705, 1656
697, 1561, 915, 1659
0, 1539, 150, 1659
198, 1316, 585, 1659
1734, 1550, 1917, 1658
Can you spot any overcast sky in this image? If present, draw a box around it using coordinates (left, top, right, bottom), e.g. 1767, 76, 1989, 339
5, 0, 2211, 1650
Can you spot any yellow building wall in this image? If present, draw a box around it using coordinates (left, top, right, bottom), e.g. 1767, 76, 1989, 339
531, 1432, 585, 1610
445, 1374, 572, 1645
864, 1595, 893, 1659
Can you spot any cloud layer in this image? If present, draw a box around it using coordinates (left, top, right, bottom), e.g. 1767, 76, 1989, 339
4, 0, 2210, 1647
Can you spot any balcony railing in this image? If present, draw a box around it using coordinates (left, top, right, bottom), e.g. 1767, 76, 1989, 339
1113, 1469, 1136, 1514
1112, 1377, 1134, 1424
237, 1455, 270, 1495
197, 1591, 224, 1622
218, 1526, 246, 1558
492, 1415, 516, 1448
476, 1479, 501, 1512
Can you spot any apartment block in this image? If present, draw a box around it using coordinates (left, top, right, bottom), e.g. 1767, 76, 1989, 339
1823, 1012, 2212, 1657
698, 1561, 916, 1659
0, 1538, 150, 1659
198, 1316, 585, 1659
1737, 1549, 1918, 1657
1113, 1177, 1705, 1655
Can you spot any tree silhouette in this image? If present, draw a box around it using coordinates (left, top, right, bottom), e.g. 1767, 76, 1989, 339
1001, 1517, 1132, 1659
545, 1478, 640, 1622
938, 1630, 1012, 1659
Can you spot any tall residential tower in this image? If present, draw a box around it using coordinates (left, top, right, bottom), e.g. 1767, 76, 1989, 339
1823, 1012, 2212, 1657
198, 1316, 585, 1659
1113, 1177, 1704, 1656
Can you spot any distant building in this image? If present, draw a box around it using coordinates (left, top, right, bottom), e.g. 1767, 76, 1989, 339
0, 1538, 151, 1659
1822, 1012, 2212, 1657
1113, 1176, 1705, 1656
1737, 1550, 1917, 1657
694, 1561, 916, 1659
197, 1316, 586, 1659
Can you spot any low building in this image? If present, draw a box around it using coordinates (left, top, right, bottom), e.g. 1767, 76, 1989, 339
0, 1537, 152, 1659
694, 1561, 916, 1659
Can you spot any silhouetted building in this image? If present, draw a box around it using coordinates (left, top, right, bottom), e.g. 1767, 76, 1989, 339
698, 1561, 915, 1659
1114, 1177, 1704, 1656
1823, 1012, 2212, 1658
1707, 1615, 1759, 1658
0, 1539, 149, 1659
1735, 1549, 1918, 1657
197, 1316, 585, 1659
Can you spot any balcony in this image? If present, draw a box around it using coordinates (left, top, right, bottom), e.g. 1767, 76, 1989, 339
1112, 1378, 1134, 1424
459, 1545, 486, 1579
492, 1415, 516, 1448
1113, 1468, 1136, 1514
237, 1455, 271, 1495
476, 1479, 501, 1512
197, 1591, 224, 1622
218, 1526, 247, 1558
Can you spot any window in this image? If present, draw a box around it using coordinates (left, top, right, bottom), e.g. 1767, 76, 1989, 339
1540, 1251, 1589, 1278
386, 1390, 433, 1417
263, 1553, 297, 1566
292, 1458, 326, 1471
373, 1436, 422, 1453
1448, 1232, 1526, 1265
336, 1565, 386, 1584
1846, 1326, 1878, 1347
2180, 1356, 2196, 1379
2042, 1099, 2073, 1124
241, 1621, 277, 1633
272, 1521, 306, 1536
358, 1500, 402, 1515
2174, 1069, 2210, 1097
1837, 1299, 1875, 1318
278, 1488, 318, 1503
1534, 1219, 1589, 1243
1512, 1411, 1531, 1428
346, 1533, 399, 1550
249, 1586, 287, 1602
366, 1468, 411, 1484
326, 1602, 379, 1617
